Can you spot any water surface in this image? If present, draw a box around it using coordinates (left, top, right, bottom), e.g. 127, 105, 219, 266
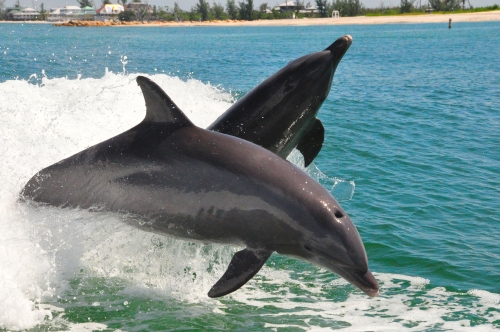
0, 21, 499, 331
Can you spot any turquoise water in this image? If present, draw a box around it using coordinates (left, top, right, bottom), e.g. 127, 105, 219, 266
0, 22, 499, 330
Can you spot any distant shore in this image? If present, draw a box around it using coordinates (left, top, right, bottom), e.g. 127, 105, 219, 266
1, 11, 499, 27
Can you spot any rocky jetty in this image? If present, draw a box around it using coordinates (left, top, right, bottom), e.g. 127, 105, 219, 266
53, 20, 248, 27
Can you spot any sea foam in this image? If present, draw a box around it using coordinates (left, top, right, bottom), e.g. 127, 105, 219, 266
0, 71, 231, 330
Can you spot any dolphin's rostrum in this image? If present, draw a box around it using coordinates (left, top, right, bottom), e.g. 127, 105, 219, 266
21, 75, 378, 298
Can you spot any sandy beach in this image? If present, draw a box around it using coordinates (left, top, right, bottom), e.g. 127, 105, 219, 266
144, 10, 500, 27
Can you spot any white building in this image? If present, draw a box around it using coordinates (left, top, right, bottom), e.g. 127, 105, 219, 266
11, 7, 40, 20
47, 6, 95, 22
301, 5, 319, 14
274, 1, 302, 12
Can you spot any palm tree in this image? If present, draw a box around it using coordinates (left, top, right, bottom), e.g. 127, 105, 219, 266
196, 0, 210, 20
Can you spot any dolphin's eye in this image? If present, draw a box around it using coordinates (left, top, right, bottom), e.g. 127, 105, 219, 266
304, 245, 312, 252
334, 210, 344, 219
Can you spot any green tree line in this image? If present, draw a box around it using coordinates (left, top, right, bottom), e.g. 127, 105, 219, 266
118, 0, 368, 22
139, 0, 497, 22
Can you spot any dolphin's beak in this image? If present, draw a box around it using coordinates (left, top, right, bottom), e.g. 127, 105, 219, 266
316, 256, 379, 297
338, 268, 379, 297
326, 35, 353, 70
311, 229, 379, 297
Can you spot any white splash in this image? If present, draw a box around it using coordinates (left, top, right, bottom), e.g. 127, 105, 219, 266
287, 149, 355, 202
0, 72, 231, 330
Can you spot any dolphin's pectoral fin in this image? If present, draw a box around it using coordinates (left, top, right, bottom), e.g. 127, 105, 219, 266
208, 247, 273, 298
296, 118, 325, 167
136, 76, 193, 127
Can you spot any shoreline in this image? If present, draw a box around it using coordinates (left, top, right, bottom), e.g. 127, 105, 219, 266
1, 11, 498, 27
144, 10, 500, 27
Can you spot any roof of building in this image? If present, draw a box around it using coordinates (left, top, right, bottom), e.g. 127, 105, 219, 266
12, 8, 40, 18
12, 7, 40, 17
96, 4, 124, 14
277, 1, 298, 6
18, 7, 39, 13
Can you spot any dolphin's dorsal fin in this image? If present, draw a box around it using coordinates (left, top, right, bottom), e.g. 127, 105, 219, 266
208, 247, 273, 298
136, 76, 193, 127
296, 118, 324, 167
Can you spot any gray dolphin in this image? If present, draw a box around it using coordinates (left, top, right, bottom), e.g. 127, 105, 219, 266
21, 76, 378, 298
209, 35, 352, 166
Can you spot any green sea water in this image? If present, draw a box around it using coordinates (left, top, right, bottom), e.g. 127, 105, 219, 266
0, 21, 499, 331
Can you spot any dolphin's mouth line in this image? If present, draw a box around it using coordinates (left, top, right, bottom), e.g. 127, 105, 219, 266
304, 244, 379, 297
339, 267, 379, 297
304, 245, 352, 269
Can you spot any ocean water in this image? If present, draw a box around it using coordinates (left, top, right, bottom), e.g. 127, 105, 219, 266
0, 21, 499, 331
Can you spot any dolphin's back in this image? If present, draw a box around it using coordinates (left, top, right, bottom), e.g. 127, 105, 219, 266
23, 124, 312, 247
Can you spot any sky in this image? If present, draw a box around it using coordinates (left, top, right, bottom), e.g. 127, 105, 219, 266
5, 0, 500, 12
